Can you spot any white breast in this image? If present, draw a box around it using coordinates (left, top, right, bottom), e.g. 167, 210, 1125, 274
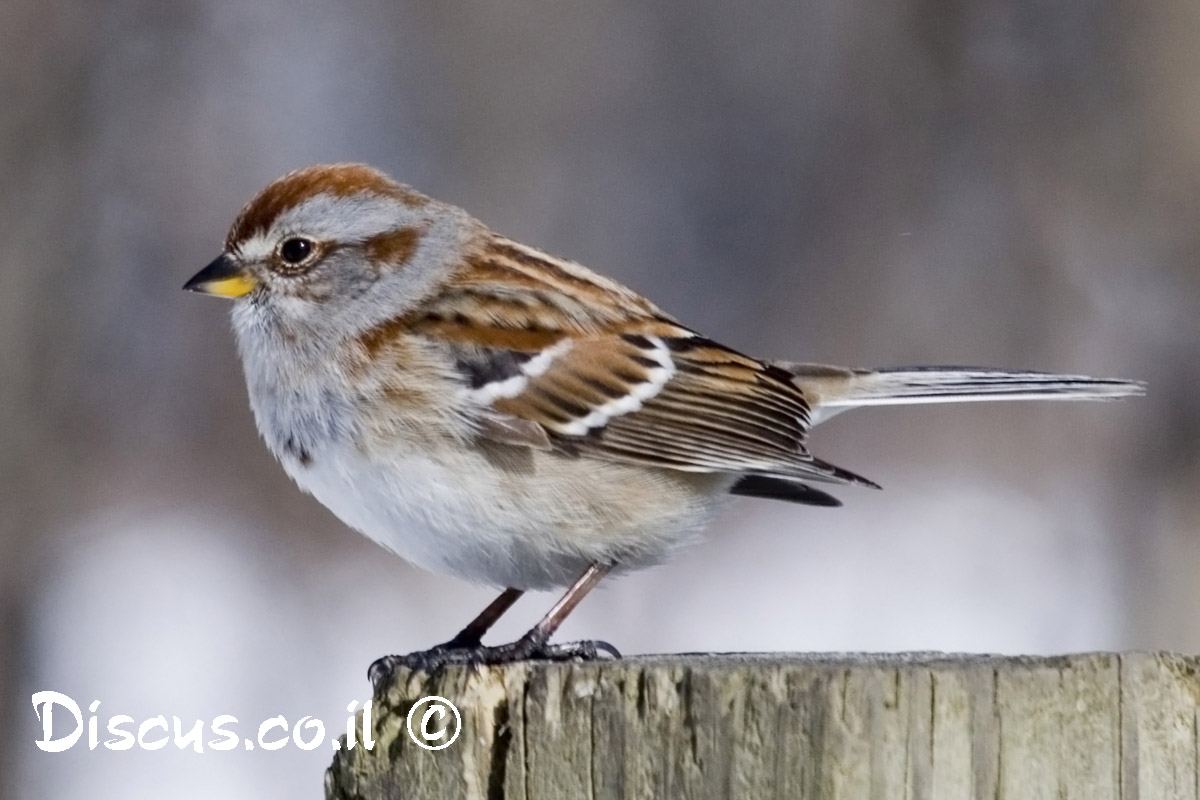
282, 437, 732, 591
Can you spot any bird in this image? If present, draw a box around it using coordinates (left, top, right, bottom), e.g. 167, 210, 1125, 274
183, 163, 1143, 677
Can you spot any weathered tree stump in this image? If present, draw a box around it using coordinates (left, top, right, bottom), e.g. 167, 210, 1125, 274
326, 652, 1200, 799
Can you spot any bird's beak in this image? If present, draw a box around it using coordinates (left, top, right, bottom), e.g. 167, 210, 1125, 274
183, 254, 258, 298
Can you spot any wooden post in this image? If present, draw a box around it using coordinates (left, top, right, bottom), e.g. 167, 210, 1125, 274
325, 653, 1200, 800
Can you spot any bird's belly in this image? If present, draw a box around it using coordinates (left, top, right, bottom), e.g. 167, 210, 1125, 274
284, 443, 732, 590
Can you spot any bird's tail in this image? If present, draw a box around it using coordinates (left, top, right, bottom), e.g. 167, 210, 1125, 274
775, 363, 1145, 425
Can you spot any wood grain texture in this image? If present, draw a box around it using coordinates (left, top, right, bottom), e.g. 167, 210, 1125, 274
325, 653, 1200, 800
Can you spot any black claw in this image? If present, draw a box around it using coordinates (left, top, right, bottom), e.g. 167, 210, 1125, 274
591, 639, 622, 659
367, 655, 400, 690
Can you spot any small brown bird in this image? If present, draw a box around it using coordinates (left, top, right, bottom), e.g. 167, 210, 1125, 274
184, 164, 1143, 676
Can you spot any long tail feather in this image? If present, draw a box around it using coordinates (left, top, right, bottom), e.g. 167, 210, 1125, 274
777, 363, 1145, 424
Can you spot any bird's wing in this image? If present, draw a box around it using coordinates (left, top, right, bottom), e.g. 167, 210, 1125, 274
405, 235, 877, 488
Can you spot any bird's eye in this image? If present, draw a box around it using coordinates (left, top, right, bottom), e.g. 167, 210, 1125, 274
279, 237, 315, 266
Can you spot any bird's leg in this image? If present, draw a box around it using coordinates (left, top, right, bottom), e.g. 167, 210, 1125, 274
437, 587, 525, 650
369, 564, 618, 686
461, 562, 620, 665
502, 562, 613, 658
369, 587, 522, 685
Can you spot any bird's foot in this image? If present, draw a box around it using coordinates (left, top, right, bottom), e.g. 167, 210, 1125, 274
480, 635, 621, 665
368, 635, 620, 689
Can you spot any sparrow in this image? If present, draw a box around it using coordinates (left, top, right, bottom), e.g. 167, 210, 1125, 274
184, 163, 1143, 674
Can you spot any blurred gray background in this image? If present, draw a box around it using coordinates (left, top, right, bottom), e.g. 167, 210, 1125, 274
2, 0, 1196, 797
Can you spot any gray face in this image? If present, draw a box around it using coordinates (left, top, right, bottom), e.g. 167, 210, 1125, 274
231, 191, 424, 331
211, 179, 481, 347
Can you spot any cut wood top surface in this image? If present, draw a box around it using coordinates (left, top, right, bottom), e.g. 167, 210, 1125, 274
326, 652, 1200, 800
